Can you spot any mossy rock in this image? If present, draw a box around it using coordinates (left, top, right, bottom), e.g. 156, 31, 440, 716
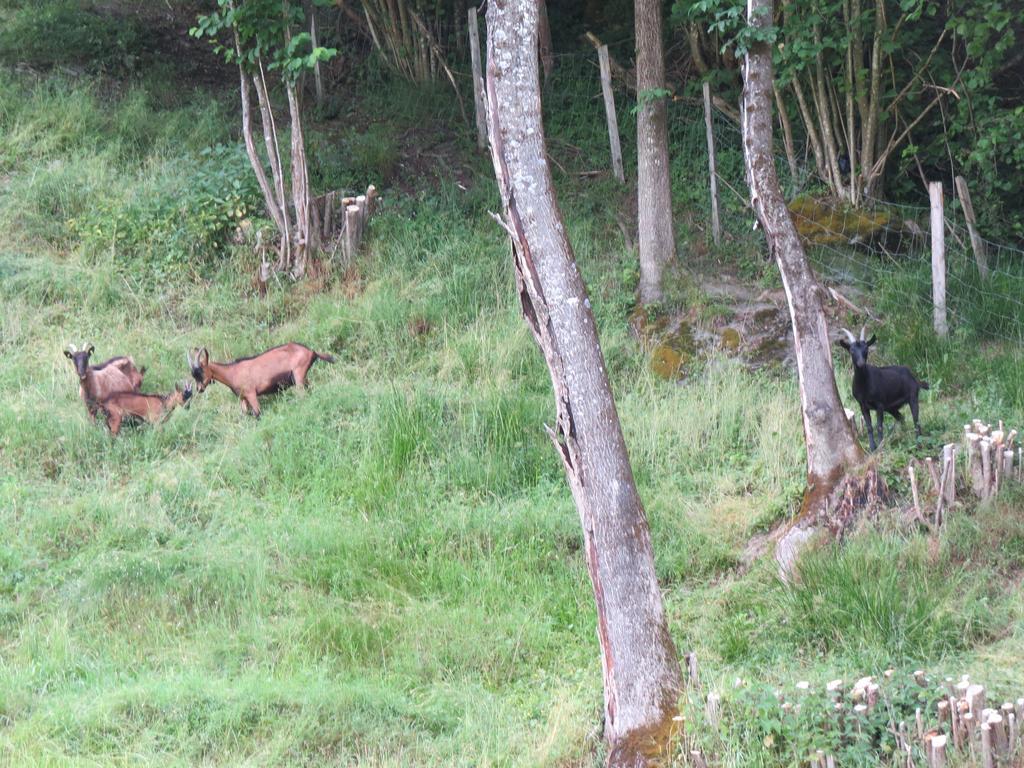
788, 196, 892, 245
650, 344, 686, 379
649, 321, 695, 380
721, 327, 741, 352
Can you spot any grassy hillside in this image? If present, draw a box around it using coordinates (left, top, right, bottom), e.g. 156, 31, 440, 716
1, 4, 1023, 766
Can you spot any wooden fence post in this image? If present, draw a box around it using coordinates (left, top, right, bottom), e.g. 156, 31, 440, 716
703, 81, 721, 245
468, 7, 486, 150
597, 45, 625, 183
344, 204, 360, 267
954, 175, 988, 281
929, 180, 948, 338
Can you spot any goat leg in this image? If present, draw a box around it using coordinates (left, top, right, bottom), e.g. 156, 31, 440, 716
244, 391, 261, 418
876, 409, 885, 446
862, 406, 876, 451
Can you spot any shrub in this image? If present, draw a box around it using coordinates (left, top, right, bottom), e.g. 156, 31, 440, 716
72, 144, 261, 282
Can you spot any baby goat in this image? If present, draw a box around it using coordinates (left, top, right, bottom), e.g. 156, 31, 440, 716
99, 382, 193, 436
186, 342, 335, 418
838, 327, 929, 451
64, 343, 145, 419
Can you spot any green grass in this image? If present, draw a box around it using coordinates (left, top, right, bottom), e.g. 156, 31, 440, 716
1, 11, 1023, 765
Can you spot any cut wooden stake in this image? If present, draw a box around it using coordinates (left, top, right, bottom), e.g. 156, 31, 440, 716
597, 45, 624, 183
925, 456, 940, 493
945, 445, 957, 506
706, 692, 721, 730
929, 181, 948, 337
344, 204, 360, 266
951, 697, 963, 751
936, 455, 952, 526
990, 713, 1008, 759
981, 722, 995, 768
981, 439, 993, 498
930, 733, 947, 768
702, 81, 721, 245
686, 652, 699, 688
909, 464, 922, 521
467, 7, 486, 150
967, 684, 987, 719
955, 175, 988, 280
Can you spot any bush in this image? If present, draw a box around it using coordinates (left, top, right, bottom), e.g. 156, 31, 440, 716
72, 144, 261, 282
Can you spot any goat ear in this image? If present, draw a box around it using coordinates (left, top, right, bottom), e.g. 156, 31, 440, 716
64, 350, 73, 359
85, 344, 95, 355
866, 335, 877, 346
838, 339, 850, 350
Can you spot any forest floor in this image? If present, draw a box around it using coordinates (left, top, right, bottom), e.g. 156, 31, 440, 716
2, 2, 1024, 766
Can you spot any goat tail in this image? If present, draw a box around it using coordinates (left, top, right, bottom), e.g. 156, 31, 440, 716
316, 351, 336, 364
919, 380, 930, 390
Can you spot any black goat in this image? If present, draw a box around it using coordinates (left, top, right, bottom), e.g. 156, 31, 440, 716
838, 327, 929, 451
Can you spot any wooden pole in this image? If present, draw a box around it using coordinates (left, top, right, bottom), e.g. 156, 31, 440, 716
344, 204, 360, 266
955, 175, 988, 280
944, 444, 956, 506
703, 81, 722, 245
685, 651, 699, 688
597, 45, 625, 183
929, 181, 948, 337
931, 733, 948, 768
981, 722, 995, 768
909, 464, 922, 521
322, 191, 336, 240
468, 7, 486, 150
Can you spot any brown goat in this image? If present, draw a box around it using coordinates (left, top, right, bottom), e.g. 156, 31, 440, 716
64, 343, 145, 419
99, 382, 193, 436
187, 342, 335, 417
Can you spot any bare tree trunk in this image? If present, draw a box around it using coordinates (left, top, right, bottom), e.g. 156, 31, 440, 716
485, 2, 683, 763
234, 56, 285, 236
635, 0, 676, 305
742, 0, 882, 578
286, 81, 313, 278
252, 59, 292, 269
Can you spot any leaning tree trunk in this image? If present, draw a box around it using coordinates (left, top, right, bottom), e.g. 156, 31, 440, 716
742, 0, 884, 578
485, 2, 683, 764
635, 0, 676, 305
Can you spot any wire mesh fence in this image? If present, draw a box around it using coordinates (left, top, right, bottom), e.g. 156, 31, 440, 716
447, 26, 1024, 346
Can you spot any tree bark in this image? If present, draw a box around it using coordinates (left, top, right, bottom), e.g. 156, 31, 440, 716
484, 2, 683, 763
635, 0, 676, 305
286, 81, 313, 278
742, 0, 880, 578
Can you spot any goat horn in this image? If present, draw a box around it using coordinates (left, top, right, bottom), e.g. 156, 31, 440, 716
185, 350, 194, 368
859, 326, 866, 341
840, 327, 856, 344
67, 343, 78, 354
